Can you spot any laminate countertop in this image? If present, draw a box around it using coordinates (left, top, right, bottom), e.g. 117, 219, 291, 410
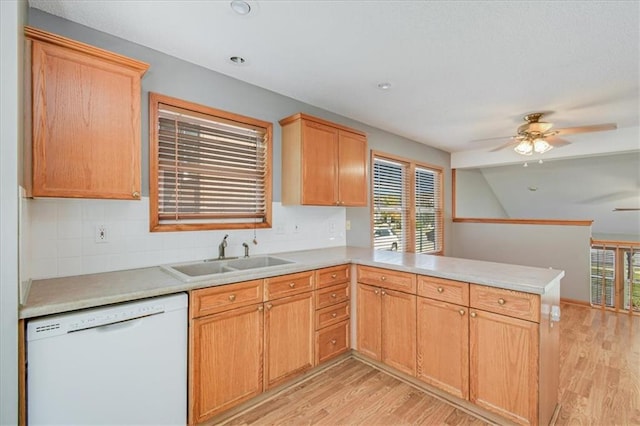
20, 246, 564, 319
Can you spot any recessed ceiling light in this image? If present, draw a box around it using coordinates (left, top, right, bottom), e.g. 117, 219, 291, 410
229, 56, 246, 65
528, 186, 538, 192
230, 0, 251, 15
377, 82, 391, 90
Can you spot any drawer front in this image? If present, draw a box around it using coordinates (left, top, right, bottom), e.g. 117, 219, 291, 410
316, 264, 350, 289
315, 282, 350, 309
265, 271, 314, 300
470, 284, 540, 322
357, 265, 416, 293
315, 320, 350, 365
417, 276, 469, 306
190, 279, 263, 318
315, 301, 350, 330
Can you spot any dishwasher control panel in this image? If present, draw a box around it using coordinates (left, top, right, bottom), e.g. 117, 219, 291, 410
27, 293, 187, 340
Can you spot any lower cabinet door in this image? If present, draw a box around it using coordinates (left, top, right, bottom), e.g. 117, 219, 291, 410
264, 291, 314, 389
381, 288, 417, 376
316, 319, 350, 364
469, 309, 539, 426
190, 303, 264, 424
356, 283, 382, 361
416, 297, 469, 399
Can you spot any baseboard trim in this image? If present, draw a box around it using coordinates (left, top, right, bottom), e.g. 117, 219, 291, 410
560, 297, 591, 307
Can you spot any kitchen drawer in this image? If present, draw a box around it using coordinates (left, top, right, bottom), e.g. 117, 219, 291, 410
190, 280, 263, 318
470, 284, 540, 323
315, 264, 350, 289
315, 319, 350, 365
264, 271, 314, 300
315, 282, 350, 310
315, 301, 349, 330
417, 276, 469, 306
357, 265, 416, 294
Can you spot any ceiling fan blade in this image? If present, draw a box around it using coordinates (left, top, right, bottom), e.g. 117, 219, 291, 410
489, 138, 518, 152
555, 123, 617, 136
613, 208, 640, 212
545, 136, 572, 148
469, 135, 514, 143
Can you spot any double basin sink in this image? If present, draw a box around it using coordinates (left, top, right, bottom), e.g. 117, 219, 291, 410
162, 256, 294, 282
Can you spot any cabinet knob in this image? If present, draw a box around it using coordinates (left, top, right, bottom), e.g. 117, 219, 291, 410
258, 305, 264, 312
470, 312, 477, 318
132, 191, 140, 198
498, 298, 506, 305
380, 276, 387, 281
228, 294, 236, 301
331, 312, 338, 318
459, 309, 465, 316
331, 273, 337, 279
331, 339, 337, 345
437, 287, 444, 293
266, 303, 273, 310
331, 293, 337, 298
289, 282, 295, 288
374, 290, 379, 295
381, 290, 386, 296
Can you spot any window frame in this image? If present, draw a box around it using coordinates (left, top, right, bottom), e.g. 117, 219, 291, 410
370, 150, 444, 254
590, 239, 640, 313
149, 92, 273, 232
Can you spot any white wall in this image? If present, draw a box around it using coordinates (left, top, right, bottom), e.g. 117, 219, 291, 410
27, 198, 346, 279
1, 1, 25, 424
451, 222, 592, 302
455, 169, 508, 218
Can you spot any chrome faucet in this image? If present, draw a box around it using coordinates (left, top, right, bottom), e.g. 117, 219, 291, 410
242, 242, 250, 258
218, 234, 229, 259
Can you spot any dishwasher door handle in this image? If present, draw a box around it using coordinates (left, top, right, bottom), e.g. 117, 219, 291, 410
68, 311, 165, 334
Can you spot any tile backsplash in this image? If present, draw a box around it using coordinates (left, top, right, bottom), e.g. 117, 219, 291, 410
23, 197, 346, 280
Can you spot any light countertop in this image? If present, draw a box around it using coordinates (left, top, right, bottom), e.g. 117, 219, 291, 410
20, 246, 564, 319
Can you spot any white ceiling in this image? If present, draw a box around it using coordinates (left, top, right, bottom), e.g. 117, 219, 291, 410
28, 0, 640, 168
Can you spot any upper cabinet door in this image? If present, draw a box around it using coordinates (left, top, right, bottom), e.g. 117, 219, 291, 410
337, 130, 367, 207
26, 27, 148, 199
301, 120, 339, 205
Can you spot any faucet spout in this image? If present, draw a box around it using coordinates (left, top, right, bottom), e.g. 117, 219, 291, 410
218, 234, 229, 259
242, 242, 250, 258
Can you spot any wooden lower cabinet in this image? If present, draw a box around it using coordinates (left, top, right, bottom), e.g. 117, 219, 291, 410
264, 291, 315, 389
356, 283, 416, 376
189, 303, 263, 424
416, 297, 469, 399
469, 309, 539, 425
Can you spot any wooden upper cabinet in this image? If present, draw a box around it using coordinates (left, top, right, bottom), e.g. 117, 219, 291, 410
280, 113, 367, 207
24, 27, 149, 199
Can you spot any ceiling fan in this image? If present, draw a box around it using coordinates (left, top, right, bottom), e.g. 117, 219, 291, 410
477, 112, 617, 156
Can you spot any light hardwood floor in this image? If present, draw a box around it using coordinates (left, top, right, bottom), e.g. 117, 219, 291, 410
223, 302, 640, 425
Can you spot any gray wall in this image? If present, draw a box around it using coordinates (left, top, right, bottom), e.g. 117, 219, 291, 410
451, 222, 592, 302
28, 9, 452, 253
1, 1, 26, 424
454, 169, 508, 218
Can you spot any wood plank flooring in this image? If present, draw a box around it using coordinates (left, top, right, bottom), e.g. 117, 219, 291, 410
222, 302, 640, 425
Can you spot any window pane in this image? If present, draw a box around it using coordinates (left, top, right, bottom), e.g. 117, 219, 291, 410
623, 250, 640, 312
372, 158, 407, 251
590, 247, 615, 307
415, 167, 441, 253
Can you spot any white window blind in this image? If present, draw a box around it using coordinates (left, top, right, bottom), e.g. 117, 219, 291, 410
590, 247, 615, 307
415, 167, 442, 253
372, 157, 408, 251
150, 94, 272, 231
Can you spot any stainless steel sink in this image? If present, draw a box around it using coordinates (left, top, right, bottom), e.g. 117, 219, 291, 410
225, 256, 293, 270
162, 255, 295, 282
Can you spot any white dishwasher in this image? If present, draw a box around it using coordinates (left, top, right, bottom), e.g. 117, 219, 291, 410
27, 293, 187, 426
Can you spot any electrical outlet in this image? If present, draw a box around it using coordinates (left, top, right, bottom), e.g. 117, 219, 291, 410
95, 225, 108, 243
275, 225, 285, 235
345, 220, 351, 231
